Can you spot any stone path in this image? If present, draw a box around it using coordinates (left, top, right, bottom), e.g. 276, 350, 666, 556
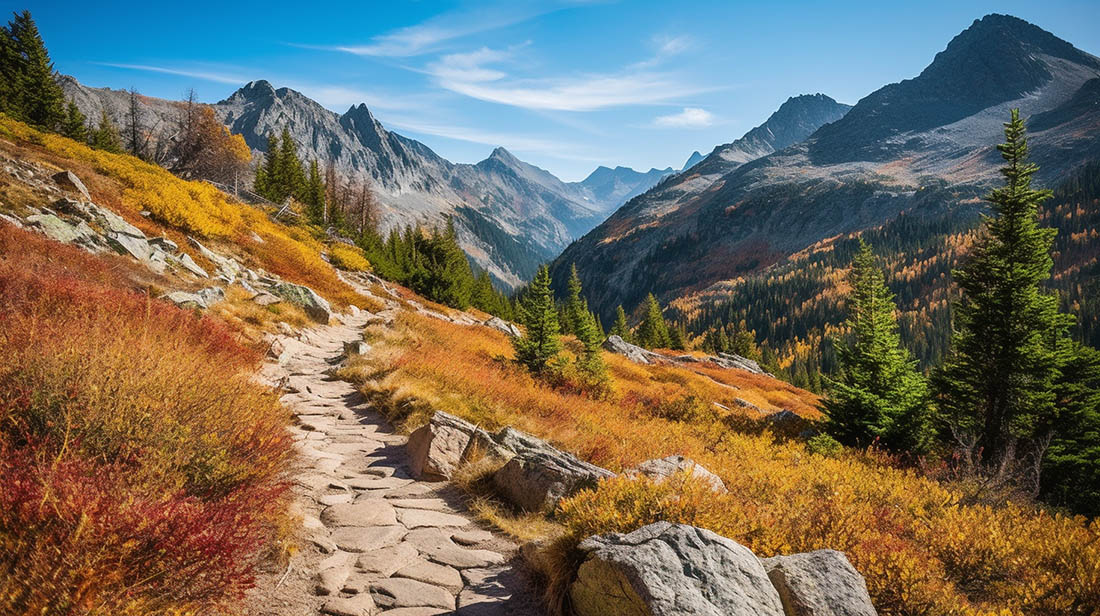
249, 307, 543, 616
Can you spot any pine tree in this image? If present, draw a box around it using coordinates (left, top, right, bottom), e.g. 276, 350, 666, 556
1040, 342, 1100, 515
823, 240, 933, 453
89, 109, 121, 153
59, 100, 86, 142
5, 11, 64, 129
563, 264, 587, 335
0, 22, 18, 116
513, 265, 562, 373
935, 109, 1073, 476
609, 305, 631, 342
637, 293, 672, 349
303, 159, 326, 222
574, 303, 609, 387
277, 126, 304, 200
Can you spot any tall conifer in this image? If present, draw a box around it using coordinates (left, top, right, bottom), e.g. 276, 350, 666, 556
637, 293, 671, 349
514, 265, 562, 373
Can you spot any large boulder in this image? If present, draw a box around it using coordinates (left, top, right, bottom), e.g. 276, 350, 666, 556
762, 550, 877, 616
626, 455, 727, 493
272, 282, 332, 324
714, 352, 771, 376
26, 213, 96, 245
491, 428, 613, 512
603, 335, 661, 365
406, 412, 510, 481
570, 522, 785, 616
52, 170, 90, 201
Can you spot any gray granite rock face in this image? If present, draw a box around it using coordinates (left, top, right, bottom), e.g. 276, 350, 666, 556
602, 335, 661, 365
570, 522, 785, 616
762, 550, 877, 616
491, 429, 613, 513
273, 281, 332, 324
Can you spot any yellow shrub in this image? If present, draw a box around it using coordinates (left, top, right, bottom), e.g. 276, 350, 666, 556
328, 243, 371, 271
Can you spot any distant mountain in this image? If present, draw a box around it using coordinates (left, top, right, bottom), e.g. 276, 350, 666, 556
60, 78, 604, 289
552, 14, 1100, 326
571, 165, 675, 214
682, 151, 704, 171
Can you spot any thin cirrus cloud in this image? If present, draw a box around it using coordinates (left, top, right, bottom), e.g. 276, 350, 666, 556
652, 107, 716, 128
382, 115, 603, 162
424, 46, 714, 112
94, 62, 249, 85
330, 1, 581, 58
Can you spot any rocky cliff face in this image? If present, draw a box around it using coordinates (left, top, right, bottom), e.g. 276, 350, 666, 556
60, 78, 604, 289
571, 165, 676, 214
552, 14, 1100, 318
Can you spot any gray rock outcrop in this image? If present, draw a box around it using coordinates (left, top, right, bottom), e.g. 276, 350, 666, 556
52, 170, 91, 200
406, 412, 511, 481
570, 522, 786, 616
491, 428, 613, 512
603, 335, 662, 365
484, 316, 522, 337
762, 550, 877, 616
626, 455, 727, 493
272, 281, 332, 324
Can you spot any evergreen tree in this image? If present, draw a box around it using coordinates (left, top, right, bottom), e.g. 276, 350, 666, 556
1040, 343, 1100, 515
609, 305, 631, 342
303, 159, 326, 222
513, 265, 562, 373
253, 133, 279, 199
563, 264, 587, 335
5, 11, 64, 129
636, 293, 672, 349
823, 240, 933, 453
88, 109, 121, 153
0, 17, 15, 115
935, 109, 1073, 476
574, 304, 609, 386
668, 323, 686, 351
276, 126, 304, 200
59, 100, 86, 142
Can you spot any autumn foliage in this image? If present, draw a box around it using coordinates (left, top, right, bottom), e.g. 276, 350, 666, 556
0, 226, 295, 615
352, 306, 1100, 616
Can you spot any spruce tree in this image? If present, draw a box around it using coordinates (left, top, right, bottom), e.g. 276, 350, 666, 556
563, 264, 587, 335
1040, 342, 1100, 515
609, 305, 631, 342
935, 109, 1073, 475
60, 100, 86, 142
6, 11, 64, 129
303, 159, 326, 222
823, 240, 933, 453
277, 126, 304, 200
637, 293, 672, 349
254, 133, 279, 199
89, 109, 121, 153
574, 304, 609, 386
513, 265, 562, 373
0, 20, 17, 116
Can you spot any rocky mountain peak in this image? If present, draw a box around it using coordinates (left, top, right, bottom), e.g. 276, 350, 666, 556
487, 146, 521, 166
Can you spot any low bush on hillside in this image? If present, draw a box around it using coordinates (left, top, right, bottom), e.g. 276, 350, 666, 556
349, 307, 1100, 616
0, 114, 363, 306
0, 226, 295, 615
328, 242, 371, 271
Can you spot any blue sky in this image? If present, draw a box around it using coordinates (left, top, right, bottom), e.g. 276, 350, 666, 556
19, 0, 1100, 181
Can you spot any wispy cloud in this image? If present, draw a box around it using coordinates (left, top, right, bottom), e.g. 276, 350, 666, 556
631, 34, 696, 69
94, 62, 247, 85
381, 115, 603, 162
326, 1, 575, 58
425, 45, 714, 112
652, 107, 715, 128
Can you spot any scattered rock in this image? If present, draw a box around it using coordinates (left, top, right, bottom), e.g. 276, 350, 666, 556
344, 340, 370, 356
407, 412, 486, 481
762, 550, 877, 616
491, 429, 613, 512
187, 236, 241, 280
330, 525, 407, 552
715, 352, 770, 376
149, 236, 178, 253
273, 281, 332, 324
105, 231, 153, 261
316, 565, 353, 596
483, 316, 521, 337
0, 212, 24, 228
160, 291, 208, 309
52, 170, 90, 200
570, 522, 785, 616
171, 252, 209, 278
93, 205, 145, 238
27, 213, 95, 244
196, 286, 225, 306
252, 291, 282, 306
602, 335, 662, 365
627, 455, 727, 493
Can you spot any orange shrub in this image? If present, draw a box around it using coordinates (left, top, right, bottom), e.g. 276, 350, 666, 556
0, 226, 295, 614
356, 308, 1100, 616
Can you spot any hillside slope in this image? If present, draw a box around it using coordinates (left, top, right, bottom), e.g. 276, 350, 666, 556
60, 78, 601, 288
554, 14, 1100, 323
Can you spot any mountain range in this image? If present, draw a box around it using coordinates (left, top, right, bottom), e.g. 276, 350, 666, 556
59, 78, 678, 289
552, 14, 1100, 323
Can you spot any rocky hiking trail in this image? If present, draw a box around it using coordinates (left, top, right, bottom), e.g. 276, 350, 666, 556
247, 302, 544, 616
